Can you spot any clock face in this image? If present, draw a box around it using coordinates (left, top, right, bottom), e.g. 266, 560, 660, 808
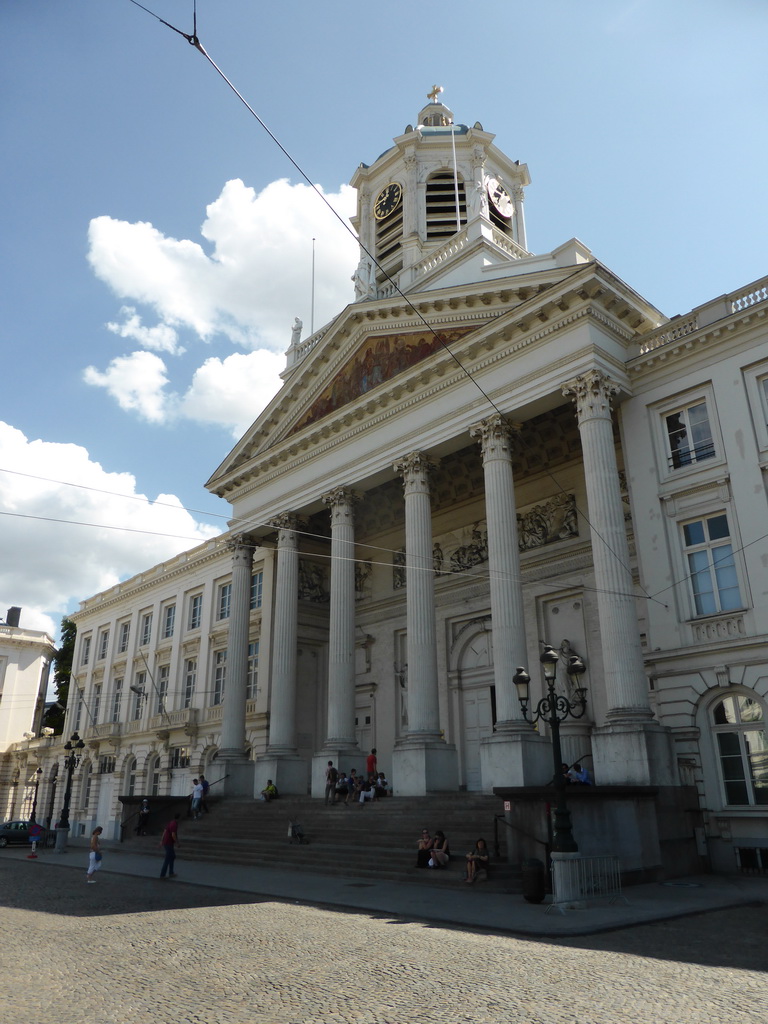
374, 182, 403, 220
486, 177, 514, 219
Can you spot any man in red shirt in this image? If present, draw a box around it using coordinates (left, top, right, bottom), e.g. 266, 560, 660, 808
366, 748, 377, 780
159, 815, 179, 879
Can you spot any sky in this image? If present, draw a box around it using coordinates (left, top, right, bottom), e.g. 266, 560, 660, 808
1, 0, 767, 640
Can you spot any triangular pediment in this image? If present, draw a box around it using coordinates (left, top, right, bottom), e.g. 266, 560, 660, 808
289, 324, 476, 436
205, 318, 478, 491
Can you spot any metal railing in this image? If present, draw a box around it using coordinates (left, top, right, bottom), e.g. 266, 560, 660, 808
547, 854, 627, 912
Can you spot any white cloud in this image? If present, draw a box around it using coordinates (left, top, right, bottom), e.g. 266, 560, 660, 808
83, 348, 283, 436
179, 350, 285, 437
0, 422, 220, 635
107, 306, 182, 355
83, 351, 172, 423
85, 177, 357, 435
88, 178, 357, 352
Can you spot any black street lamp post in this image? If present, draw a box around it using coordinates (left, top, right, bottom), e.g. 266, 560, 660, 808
55, 732, 85, 852
29, 767, 43, 824
45, 764, 58, 830
514, 644, 588, 853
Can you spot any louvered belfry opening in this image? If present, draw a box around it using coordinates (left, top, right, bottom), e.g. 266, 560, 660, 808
375, 200, 404, 287
426, 172, 466, 241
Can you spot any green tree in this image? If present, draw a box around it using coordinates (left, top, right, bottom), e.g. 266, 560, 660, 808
44, 617, 76, 734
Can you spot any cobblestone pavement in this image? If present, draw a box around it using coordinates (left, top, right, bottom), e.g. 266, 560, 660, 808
2, 860, 766, 1024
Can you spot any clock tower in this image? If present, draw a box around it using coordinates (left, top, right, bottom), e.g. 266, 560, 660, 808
350, 90, 531, 301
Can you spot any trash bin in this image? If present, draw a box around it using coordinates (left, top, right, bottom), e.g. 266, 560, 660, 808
521, 857, 546, 903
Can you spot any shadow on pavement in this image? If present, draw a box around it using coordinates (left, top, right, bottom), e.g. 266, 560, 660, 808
4, 857, 767, 974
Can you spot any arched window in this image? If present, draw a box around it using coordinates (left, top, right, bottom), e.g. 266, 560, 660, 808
147, 754, 161, 797
125, 757, 137, 797
711, 694, 768, 806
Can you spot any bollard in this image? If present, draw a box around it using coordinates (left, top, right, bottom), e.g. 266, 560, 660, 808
521, 857, 546, 904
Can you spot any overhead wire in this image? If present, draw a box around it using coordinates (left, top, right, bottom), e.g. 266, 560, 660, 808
123, 0, 654, 605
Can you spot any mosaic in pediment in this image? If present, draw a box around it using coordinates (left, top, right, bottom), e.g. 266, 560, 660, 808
292, 326, 475, 434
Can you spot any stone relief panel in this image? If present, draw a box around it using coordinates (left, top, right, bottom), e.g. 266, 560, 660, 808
298, 560, 329, 603
517, 493, 578, 550
391, 495, 578, 588
355, 560, 372, 600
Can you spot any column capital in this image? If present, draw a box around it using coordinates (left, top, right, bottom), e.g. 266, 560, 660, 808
268, 513, 301, 549
469, 414, 522, 458
394, 451, 437, 493
321, 487, 361, 515
562, 370, 621, 424
227, 534, 256, 559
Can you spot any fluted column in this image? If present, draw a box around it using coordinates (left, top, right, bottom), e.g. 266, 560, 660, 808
322, 488, 360, 747
470, 415, 528, 728
219, 535, 255, 758
562, 370, 653, 722
394, 452, 441, 738
268, 514, 301, 751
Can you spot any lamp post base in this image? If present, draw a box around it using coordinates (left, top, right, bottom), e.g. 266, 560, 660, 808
54, 826, 70, 854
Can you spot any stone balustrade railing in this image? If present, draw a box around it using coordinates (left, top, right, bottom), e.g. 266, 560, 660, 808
639, 273, 768, 356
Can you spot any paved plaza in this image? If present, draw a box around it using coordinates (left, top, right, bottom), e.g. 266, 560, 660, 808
1, 854, 767, 1024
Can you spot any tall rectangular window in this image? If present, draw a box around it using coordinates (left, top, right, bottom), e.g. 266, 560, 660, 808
73, 693, 82, 732
665, 401, 715, 469
118, 621, 130, 654
80, 636, 91, 666
217, 583, 232, 621
98, 629, 109, 660
156, 665, 169, 714
170, 746, 190, 769
250, 571, 263, 610
212, 650, 226, 705
92, 685, 101, 725
246, 640, 259, 699
132, 671, 146, 720
111, 678, 123, 723
163, 604, 176, 639
183, 658, 197, 709
188, 594, 202, 631
140, 612, 153, 646
683, 514, 741, 615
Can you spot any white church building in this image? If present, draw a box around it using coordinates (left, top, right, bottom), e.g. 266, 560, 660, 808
3, 96, 766, 874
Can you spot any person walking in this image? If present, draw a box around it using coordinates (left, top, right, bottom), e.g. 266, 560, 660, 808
199, 774, 211, 813
86, 826, 103, 883
159, 815, 180, 879
190, 778, 203, 819
366, 748, 377, 781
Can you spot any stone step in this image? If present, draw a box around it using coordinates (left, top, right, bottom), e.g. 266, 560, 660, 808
122, 793, 519, 891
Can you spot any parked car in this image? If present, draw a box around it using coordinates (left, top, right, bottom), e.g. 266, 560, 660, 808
0, 819, 53, 847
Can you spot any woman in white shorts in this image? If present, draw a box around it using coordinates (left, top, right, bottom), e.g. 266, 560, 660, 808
86, 826, 103, 883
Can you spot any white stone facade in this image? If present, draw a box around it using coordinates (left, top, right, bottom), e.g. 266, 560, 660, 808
2, 101, 766, 870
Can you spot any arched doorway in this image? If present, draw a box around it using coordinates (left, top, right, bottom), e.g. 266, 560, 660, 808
453, 620, 495, 791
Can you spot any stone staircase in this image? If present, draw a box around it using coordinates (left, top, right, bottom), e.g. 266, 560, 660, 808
123, 793, 523, 892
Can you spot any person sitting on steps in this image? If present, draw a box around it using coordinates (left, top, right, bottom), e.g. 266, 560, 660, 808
416, 828, 434, 868
260, 780, 278, 802
464, 838, 490, 883
429, 830, 450, 868
358, 777, 377, 805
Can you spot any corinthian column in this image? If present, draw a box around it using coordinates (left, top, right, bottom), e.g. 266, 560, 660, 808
562, 371, 654, 722
219, 534, 255, 760
268, 514, 301, 752
470, 415, 527, 728
322, 488, 360, 748
394, 452, 441, 737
